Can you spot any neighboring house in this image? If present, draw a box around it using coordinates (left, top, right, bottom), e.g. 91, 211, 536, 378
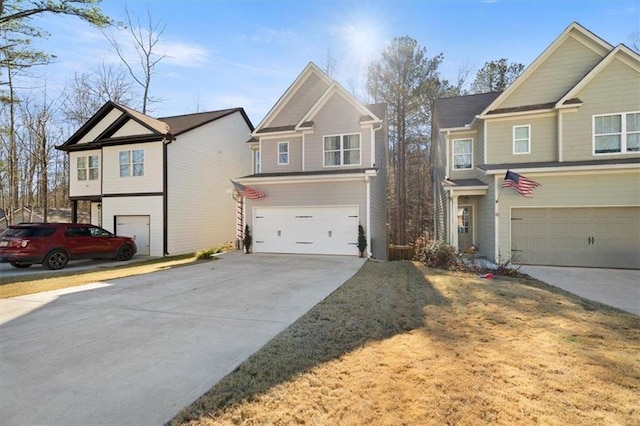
236, 62, 388, 259
432, 22, 640, 269
57, 102, 254, 256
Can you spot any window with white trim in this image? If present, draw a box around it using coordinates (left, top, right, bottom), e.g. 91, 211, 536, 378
119, 149, 144, 177
594, 111, 640, 154
277, 142, 289, 165
452, 138, 473, 170
323, 133, 360, 166
513, 125, 531, 154
77, 155, 99, 181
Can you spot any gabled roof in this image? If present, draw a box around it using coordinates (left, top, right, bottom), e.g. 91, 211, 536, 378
253, 61, 382, 136
556, 43, 640, 108
58, 102, 253, 151
160, 108, 253, 135
481, 22, 613, 115
434, 92, 501, 129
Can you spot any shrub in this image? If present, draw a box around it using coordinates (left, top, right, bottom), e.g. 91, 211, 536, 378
415, 239, 459, 270
195, 241, 235, 260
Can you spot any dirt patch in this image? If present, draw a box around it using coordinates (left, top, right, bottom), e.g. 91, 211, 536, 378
171, 261, 639, 425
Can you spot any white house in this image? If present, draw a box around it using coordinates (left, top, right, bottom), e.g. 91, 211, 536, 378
57, 102, 254, 256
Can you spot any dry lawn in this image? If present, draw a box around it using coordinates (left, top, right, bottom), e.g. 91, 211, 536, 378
0, 255, 202, 298
172, 261, 639, 426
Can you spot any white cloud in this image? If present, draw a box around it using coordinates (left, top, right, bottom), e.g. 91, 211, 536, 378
160, 40, 210, 68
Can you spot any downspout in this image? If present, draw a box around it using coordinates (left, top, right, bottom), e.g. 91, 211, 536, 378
163, 134, 174, 256
365, 174, 372, 258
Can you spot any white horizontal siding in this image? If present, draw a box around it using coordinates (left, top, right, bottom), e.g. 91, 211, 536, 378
167, 111, 253, 255
101, 195, 163, 256
102, 142, 163, 194
69, 150, 102, 198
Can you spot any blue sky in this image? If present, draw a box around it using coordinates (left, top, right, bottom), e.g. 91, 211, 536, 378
27, 0, 640, 125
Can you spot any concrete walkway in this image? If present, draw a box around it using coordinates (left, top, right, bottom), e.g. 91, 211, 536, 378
519, 265, 640, 316
0, 252, 365, 426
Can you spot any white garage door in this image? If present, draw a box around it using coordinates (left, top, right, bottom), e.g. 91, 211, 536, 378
116, 215, 150, 256
253, 206, 359, 255
511, 207, 640, 269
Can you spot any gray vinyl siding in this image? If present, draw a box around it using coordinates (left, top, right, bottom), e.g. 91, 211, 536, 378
486, 114, 557, 164
495, 170, 640, 264
562, 57, 640, 162
304, 93, 372, 171
167, 112, 253, 255
498, 35, 605, 109
475, 176, 496, 260
269, 72, 330, 128
432, 129, 448, 241
370, 113, 388, 260
260, 136, 303, 174
475, 122, 485, 166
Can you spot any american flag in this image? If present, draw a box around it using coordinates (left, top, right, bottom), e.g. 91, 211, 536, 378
502, 170, 540, 197
231, 180, 265, 199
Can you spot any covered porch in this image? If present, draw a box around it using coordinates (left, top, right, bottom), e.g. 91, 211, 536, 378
442, 179, 488, 253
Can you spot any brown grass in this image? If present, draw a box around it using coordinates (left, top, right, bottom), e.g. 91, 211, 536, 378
0, 255, 204, 298
171, 261, 640, 426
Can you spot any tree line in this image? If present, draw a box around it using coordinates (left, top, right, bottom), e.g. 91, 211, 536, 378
0, 0, 526, 244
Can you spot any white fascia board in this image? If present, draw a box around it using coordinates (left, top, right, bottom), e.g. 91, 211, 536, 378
477, 109, 556, 121
238, 171, 377, 185
256, 130, 298, 139
439, 125, 472, 133
482, 162, 640, 175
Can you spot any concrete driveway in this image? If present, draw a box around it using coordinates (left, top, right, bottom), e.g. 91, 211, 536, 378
0, 252, 365, 426
0, 255, 156, 278
520, 266, 640, 316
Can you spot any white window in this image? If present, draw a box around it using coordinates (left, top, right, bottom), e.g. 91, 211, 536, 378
452, 139, 473, 170
119, 149, 144, 177
323, 133, 361, 167
594, 112, 640, 154
513, 125, 531, 154
77, 155, 99, 181
277, 142, 289, 165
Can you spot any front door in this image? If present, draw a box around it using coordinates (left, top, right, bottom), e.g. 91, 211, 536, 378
457, 206, 473, 251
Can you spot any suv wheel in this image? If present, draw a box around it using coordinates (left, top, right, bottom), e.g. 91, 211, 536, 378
43, 249, 69, 270
9, 262, 32, 268
116, 244, 134, 261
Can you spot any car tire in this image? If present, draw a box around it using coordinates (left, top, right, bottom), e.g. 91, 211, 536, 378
9, 262, 32, 268
116, 244, 134, 261
43, 249, 69, 270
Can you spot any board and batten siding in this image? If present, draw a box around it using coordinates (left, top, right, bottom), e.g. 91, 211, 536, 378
260, 136, 303, 174
269, 72, 330, 128
486, 114, 557, 164
497, 35, 605, 109
304, 93, 372, 171
69, 149, 101, 198
102, 141, 163, 194
78, 109, 122, 144
167, 111, 252, 255
562, 57, 640, 162
101, 195, 163, 256
496, 169, 640, 263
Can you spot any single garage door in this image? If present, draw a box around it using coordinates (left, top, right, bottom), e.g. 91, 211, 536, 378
116, 215, 150, 256
511, 207, 640, 269
253, 206, 359, 255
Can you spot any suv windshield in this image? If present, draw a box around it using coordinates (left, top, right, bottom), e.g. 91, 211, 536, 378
2, 227, 57, 238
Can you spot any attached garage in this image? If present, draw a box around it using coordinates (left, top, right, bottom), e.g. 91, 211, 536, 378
511, 207, 640, 269
253, 206, 359, 255
116, 215, 150, 256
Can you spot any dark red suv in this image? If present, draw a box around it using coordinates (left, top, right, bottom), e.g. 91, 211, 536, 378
0, 223, 137, 270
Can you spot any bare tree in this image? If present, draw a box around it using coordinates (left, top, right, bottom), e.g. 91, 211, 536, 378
321, 48, 339, 79
62, 60, 134, 126
630, 31, 640, 53
103, 5, 167, 114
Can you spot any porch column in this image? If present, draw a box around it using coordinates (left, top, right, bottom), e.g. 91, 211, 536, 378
451, 194, 459, 250
72, 200, 78, 223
